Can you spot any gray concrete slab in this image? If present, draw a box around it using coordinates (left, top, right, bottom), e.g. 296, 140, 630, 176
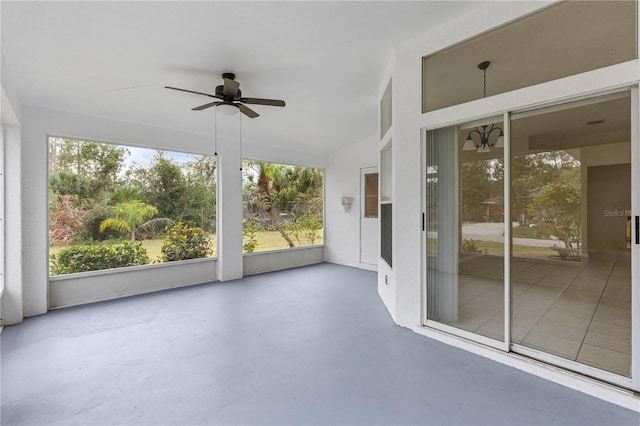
2, 263, 639, 425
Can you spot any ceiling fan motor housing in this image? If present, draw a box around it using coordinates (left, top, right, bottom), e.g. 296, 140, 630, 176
215, 85, 241, 101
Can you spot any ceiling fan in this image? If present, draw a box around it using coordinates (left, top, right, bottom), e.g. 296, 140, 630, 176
165, 72, 285, 118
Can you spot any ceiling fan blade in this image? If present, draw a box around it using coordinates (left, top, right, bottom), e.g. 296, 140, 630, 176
192, 101, 222, 111
241, 97, 285, 107
239, 104, 259, 118
223, 78, 240, 97
165, 86, 217, 98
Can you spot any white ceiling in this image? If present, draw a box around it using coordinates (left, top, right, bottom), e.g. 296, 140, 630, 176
1, 1, 484, 162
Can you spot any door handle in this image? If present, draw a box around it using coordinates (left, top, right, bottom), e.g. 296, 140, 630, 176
636, 216, 639, 245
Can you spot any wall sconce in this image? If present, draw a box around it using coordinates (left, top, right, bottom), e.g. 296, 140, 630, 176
341, 196, 353, 213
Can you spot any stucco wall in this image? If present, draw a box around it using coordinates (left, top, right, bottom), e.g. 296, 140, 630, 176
387, 0, 640, 403
324, 135, 377, 269
390, 0, 639, 329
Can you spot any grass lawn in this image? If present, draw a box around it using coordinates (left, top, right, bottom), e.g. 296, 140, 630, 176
476, 240, 556, 259
511, 225, 552, 240
247, 230, 323, 253
428, 238, 556, 260
49, 230, 324, 270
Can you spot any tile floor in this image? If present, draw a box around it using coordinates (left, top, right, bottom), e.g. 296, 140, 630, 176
434, 252, 631, 376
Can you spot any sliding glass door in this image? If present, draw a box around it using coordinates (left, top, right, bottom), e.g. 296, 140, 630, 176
424, 91, 636, 387
510, 93, 632, 379
425, 116, 506, 347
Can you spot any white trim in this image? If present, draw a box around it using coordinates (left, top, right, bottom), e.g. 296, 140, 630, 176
420, 129, 427, 325
359, 166, 378, 268
631, 86, 640, 390
413, 325, 640, 412
503, 112, 511, 348
49, 256, 216, 281
512, 344, 633, 390
419, 60, 639, 133
0, 124, 4, 325
420, 89, 639, 393
242, 244, 324, 258
425, 319, 508, 352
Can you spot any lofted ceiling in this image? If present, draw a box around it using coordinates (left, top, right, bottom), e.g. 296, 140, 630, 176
1, 1, 485, 162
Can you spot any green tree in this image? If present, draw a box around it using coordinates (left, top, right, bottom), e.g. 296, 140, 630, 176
460, 159, 495, 222
244, 161, 295, 247
270, 165, 323, 216
144, 153, 188, 219
182, 178, 216, 231
510, 151, 581, 228
99, 200, 159, 241
49, 138, 128, 197
49, 170, 93, 200
186, 155, 217, 188
108, 186, 145, 205
528, 181, 581, 249
510, 154, 542, 226
183, 156, 217, 231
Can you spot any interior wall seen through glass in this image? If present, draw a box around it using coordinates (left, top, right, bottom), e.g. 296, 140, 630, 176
422, 1, 637, 112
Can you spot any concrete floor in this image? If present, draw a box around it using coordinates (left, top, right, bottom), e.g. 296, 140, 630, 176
2, 263, 639, 425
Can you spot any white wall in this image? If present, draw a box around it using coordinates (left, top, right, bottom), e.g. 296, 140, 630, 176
388, 0, 640, 330
1, 83, 22, 325
50, 258, 217, 309
243, 246, 324, 276
324, 135, 377, 268
2, 123, 22, 324
385, 0, 640, 404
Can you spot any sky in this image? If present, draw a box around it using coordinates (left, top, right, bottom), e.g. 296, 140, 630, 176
125, 146, 199, 169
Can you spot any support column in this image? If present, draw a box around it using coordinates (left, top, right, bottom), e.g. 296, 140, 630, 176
3, 124, 23, 324
216, 109, 244, 281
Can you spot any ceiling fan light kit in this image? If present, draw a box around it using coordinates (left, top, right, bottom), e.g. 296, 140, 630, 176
165, 72, 285, 118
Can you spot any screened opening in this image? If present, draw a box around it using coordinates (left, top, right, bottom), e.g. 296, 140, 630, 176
423, 1, 637, 112
242, 160, 324, 253
48, 138, 217, 276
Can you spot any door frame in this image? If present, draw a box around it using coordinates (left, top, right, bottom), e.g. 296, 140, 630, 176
420, 89, 639, 391
359, 166, 378, 270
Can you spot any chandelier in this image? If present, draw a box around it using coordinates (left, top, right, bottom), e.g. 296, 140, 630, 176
462, 61, 504, 153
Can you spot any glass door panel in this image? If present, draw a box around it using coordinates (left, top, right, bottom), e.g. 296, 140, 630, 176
510, 93, 632, 377
426, 116, 505, 342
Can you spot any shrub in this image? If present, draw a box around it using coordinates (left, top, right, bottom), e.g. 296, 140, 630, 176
50, 241, 150, 275
462, 238, 481, 253
82, 207, 119, 241
284, 213, 323, 246
161, 222, 212, 262
49, 194, 87, 246
243, 220, 258, 253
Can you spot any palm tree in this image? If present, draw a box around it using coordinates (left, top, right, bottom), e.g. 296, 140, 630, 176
99, 200, 170, 241
246, 161, 295, 247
